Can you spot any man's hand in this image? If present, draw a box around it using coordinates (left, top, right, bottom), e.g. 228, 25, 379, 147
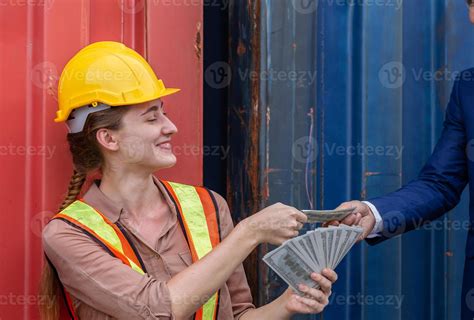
326, 201, 376, 241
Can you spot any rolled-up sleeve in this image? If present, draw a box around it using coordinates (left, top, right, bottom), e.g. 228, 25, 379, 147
210, 191, 256, 319
42, 219, 174, 320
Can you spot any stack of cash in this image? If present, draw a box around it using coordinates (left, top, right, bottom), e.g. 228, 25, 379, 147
263, 225, 363, 295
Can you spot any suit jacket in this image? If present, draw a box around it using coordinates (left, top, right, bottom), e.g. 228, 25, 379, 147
367, 68, 474, 319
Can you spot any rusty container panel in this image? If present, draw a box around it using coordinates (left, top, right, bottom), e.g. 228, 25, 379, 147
228, 0, 473, 319
0, 1, 202, 319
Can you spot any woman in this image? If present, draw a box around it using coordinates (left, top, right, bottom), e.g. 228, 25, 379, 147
40, 41, 337, 320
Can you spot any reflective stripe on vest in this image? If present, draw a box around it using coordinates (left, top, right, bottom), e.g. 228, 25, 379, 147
49, 180, 221, 320
159, 180, 221, 320
54, 200, 144, 274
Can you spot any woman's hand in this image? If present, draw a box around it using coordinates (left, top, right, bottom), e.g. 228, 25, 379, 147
237, 269, 338, 320
242, 202, 308, 245
283, 268, 337, 316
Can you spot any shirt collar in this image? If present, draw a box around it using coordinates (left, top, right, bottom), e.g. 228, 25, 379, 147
81, 175, 178, 223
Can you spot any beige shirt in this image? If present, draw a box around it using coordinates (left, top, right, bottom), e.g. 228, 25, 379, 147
42, 176, 256, 319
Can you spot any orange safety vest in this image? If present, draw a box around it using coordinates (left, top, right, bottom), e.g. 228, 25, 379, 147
45, 180, 222, 320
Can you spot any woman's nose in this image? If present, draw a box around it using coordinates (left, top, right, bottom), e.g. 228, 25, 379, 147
162, 117, 178, 135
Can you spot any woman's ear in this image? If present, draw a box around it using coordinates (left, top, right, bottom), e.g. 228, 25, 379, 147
96, 128, 119, 151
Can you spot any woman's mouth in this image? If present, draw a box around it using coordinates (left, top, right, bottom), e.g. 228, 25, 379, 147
156, 142, 172, 151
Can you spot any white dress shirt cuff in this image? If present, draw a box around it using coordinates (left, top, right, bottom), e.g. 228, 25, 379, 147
362, 201, 383, 238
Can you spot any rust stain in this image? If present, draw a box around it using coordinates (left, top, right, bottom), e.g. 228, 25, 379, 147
237, 39, 247, 56
247, 1, 261, 215
227, 0, 262, 305
361, 171, 383, 199
194, 22, 202, 59
264, 168, 284, 174
244, 0, 262, 305
263, 105, 271, 201
365, 171, 383, 177
231, 106, 247, 128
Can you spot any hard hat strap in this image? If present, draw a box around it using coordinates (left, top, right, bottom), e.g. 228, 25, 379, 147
66, 103, 111, 134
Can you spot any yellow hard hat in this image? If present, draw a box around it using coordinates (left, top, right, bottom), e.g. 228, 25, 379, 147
55, 41, 180, 131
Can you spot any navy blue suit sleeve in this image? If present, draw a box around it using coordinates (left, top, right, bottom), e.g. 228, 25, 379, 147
367, 78, 469, 245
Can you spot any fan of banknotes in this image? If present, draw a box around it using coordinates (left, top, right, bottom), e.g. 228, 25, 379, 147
263, 224, 363, 295
301, 207, 356, 223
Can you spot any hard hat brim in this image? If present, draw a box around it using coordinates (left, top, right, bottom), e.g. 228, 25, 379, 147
156, 88, 181, 99
54, 87, 181, 123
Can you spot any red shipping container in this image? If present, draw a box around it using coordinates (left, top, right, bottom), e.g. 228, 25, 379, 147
0, 1, 203, 318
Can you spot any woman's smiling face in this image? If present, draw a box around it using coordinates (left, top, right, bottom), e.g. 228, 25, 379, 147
105, 98, 178, 172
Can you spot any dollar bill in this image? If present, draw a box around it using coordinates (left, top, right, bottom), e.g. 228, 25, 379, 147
302, 207, 356, 223
263, 244, 319, 294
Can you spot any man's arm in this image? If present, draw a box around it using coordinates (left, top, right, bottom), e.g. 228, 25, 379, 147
335, 76, 469, 243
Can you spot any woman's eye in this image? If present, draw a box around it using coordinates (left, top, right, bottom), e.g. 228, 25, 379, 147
147, 118, 157, 122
